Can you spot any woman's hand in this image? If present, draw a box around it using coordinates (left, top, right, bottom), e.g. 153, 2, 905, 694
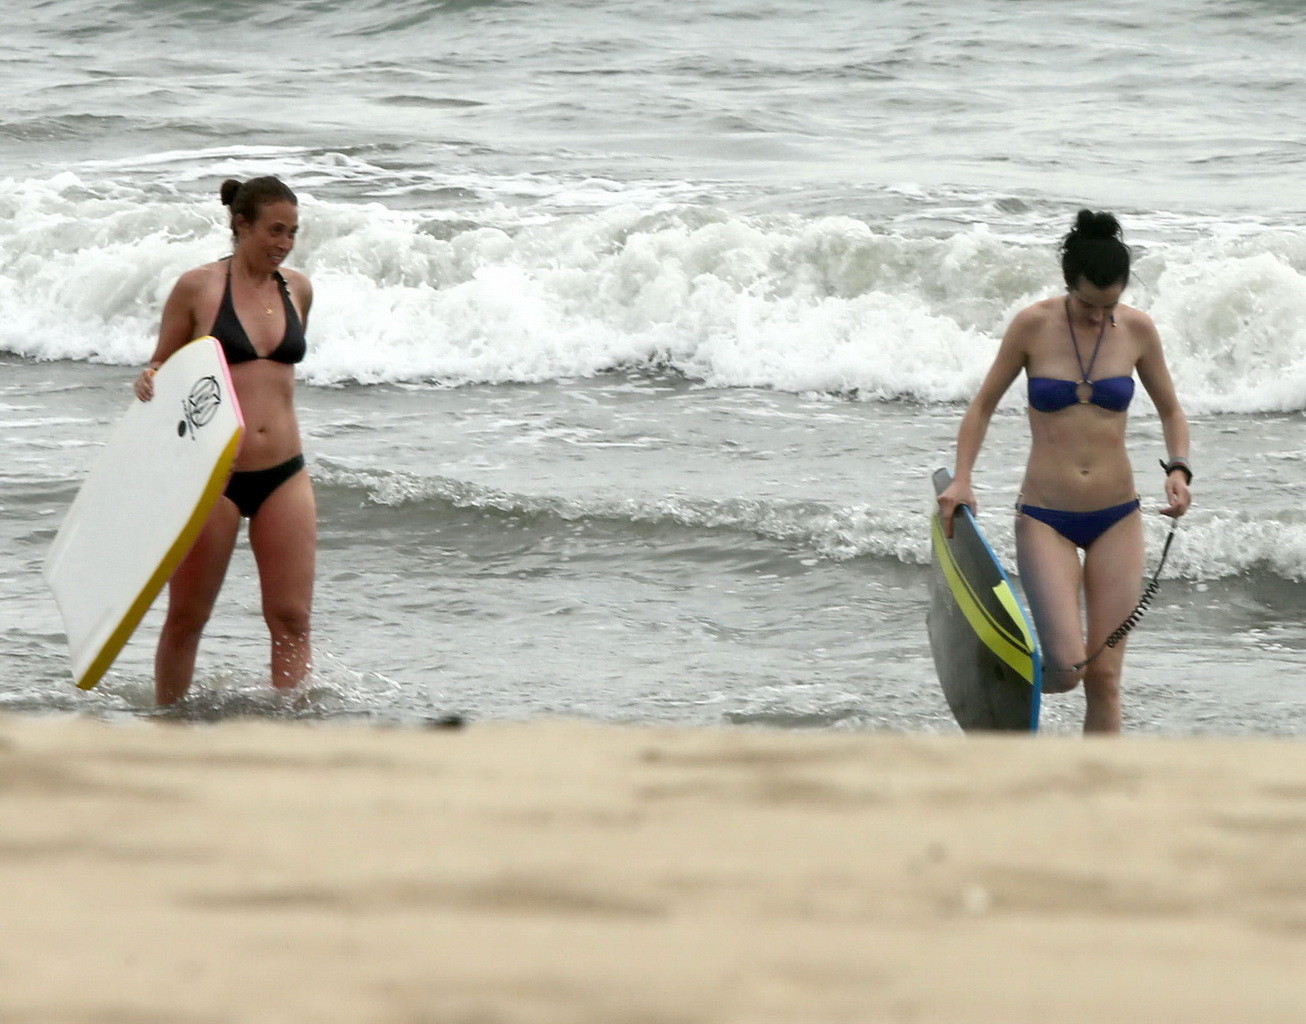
936, 479, 978, 538
133, 367, 157, 402
1161, 471, 1191, 518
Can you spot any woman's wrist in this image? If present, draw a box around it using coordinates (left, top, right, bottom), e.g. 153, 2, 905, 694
1160, 456, 1192, 485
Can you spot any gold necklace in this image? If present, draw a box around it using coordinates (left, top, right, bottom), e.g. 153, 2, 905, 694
234, 261, 277, 315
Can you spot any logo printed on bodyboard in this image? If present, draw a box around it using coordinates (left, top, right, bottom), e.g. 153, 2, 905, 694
179, 375, 222, 438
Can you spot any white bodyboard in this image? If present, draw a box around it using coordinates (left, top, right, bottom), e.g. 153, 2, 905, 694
44, 337, 244, 689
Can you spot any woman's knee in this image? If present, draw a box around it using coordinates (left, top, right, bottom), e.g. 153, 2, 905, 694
1083, 662, 1122, 701
1042, 661, 1084, 693
163, 602, 212, 638
1040, 638, 1088, 692
264, 603, 311, 640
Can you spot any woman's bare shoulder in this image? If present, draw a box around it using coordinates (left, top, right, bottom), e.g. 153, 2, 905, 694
162, 261, 225, 309
1007, 296, 1060, 336
1117, 302, 1157, 329
1116, 303, 1162, 350
279, 265, 312, 300
172, 260, 225, 292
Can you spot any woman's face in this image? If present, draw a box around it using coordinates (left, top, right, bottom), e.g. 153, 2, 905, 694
1068, 278, 1125, 328
235, 200, 299, 272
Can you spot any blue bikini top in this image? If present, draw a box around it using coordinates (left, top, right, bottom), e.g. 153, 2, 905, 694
1028, 375, 1135, 413
1028, 296, 1135, 413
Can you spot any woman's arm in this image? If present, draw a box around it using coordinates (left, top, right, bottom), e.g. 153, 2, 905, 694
1135, 314, 1192, 517
133, 270, 204, 401
282, 268, 313, 330
937, 311, 1030, 535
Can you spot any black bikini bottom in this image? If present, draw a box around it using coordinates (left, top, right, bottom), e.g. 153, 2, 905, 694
223, 454, 305, 519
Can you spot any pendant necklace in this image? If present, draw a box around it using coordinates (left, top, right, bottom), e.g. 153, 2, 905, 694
1066, 297, 1107, 404
237, 262, 277, 315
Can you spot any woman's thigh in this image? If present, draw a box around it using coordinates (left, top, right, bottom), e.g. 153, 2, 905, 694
1082, 509, 1145, 651
167, 499, 241, 622
1015, 513, 1087, 676
248, 470, 317, 619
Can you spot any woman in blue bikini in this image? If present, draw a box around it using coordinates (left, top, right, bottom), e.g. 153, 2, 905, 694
937, 210, 1191, 733
133, 176, 315, 705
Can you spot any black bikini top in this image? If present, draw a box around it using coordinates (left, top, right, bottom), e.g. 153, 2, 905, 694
211, 259, 306, 366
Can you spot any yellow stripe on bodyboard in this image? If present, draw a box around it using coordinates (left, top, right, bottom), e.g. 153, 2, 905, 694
993, 576, 1036, 655
931, 514, 1036, 686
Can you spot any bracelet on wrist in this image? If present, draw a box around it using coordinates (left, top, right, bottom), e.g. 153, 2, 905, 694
1159, 457, 1192, 485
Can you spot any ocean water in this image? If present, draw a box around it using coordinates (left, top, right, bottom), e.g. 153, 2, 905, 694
4, 0, 1306, 734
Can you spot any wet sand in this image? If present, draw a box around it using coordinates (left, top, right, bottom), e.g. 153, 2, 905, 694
4, 714, 1306, 1022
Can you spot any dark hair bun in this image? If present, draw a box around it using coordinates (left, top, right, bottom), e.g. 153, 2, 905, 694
219, 179, 243, 208
1059, 209, 1131, 288
1072, 209, 1123, 241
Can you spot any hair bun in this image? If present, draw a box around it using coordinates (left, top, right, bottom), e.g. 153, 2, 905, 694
1073, 208, 1123, 241
219, 178, 244, 208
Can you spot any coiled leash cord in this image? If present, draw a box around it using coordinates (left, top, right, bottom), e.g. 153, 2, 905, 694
1071, 514, 1180, 672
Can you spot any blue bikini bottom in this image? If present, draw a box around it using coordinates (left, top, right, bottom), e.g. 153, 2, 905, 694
1016, 496, 1140, 549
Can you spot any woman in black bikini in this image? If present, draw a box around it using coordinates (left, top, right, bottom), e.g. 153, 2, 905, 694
936, 210, 1191, 733
134, 176, 315, 705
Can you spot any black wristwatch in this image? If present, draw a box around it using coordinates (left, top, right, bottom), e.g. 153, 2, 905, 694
1159, 457, 1192, 485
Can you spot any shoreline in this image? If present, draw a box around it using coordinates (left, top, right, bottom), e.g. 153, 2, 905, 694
5, 713, 1306, 1021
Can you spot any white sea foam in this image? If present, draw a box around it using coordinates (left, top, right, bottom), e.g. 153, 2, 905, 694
4, 175, 1306, 414
312, 461, 1306, 582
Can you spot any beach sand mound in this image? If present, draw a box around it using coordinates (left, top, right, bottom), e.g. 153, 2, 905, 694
4, 714, 1305, 1022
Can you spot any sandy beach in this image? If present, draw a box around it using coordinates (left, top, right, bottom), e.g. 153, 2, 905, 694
3, 714, 1305, 1022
